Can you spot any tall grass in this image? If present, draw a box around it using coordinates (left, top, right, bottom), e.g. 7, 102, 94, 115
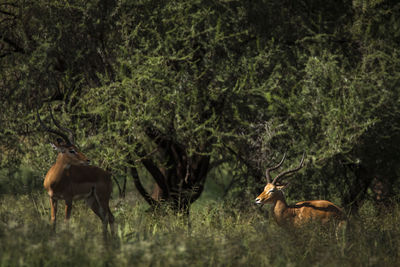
0, 192, 399, 266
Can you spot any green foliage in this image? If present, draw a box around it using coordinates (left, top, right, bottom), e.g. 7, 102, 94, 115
2, 0, 400, 208
0, 166, 41, 195
3, 0, 400, 263
75, 0, 266, 159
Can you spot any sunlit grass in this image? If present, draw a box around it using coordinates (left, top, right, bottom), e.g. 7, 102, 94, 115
1, 192, 399, 266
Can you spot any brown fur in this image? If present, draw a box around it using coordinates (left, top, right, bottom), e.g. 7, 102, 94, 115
44, 141, 114, 236
256, 183, 345, 227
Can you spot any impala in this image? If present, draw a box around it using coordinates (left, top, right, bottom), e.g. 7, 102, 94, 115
255, 153, 346, 228
37, 109, 114, 237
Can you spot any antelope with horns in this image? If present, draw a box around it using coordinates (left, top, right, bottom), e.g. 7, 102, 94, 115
37, 108, 114, 237
255, 153, 346, 228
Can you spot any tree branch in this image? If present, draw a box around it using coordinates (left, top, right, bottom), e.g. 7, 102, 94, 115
0, 34, 24, 54
141, 158, 169, 197
111, 176, 123, 198
128, 161, 157, 207
0, 9, 15, 17
187, 155, 210, 203
223, 143, 263, 179
133, 143, 170, 198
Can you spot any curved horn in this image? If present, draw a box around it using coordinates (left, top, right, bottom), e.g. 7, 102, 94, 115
272, 152, 305, 185
49, 107, 75, 144
265, 153, 286, 183
37, 109, 72, 145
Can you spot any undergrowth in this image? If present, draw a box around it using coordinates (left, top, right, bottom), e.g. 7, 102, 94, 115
0, 192, 399, 266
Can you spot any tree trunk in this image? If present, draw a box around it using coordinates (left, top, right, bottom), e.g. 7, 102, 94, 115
130, 129, 210, 212
342, 163, 374, 214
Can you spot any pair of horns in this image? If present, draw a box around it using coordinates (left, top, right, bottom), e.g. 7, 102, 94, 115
266, 152, 305, 185
37, 107, 75, 145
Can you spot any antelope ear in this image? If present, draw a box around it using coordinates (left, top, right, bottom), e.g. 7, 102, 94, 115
50, 142, 65, 152
50, 143, 59, 151
276, 183, 289, 191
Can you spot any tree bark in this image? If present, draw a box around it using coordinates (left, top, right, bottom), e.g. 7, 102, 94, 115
130, 129, 210, 212
342, 163, 374, 215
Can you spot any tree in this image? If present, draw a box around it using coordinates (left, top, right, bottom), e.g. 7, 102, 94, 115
76, 0, 272, 212
0, 0, 120, 192
246, 0, 400, 212
2, 0, 400, 215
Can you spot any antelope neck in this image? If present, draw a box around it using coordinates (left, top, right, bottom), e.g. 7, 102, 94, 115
55, 153, 79, 170
56, 153, 70, 164
270, 191, 289, 225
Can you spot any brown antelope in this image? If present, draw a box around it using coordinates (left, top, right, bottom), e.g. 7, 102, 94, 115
255, 153, 346, 228
37, 109, 114, 237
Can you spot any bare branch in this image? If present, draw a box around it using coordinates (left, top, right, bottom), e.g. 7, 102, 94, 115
112, 176, 123, 198
0, 9, 15, 17
223, 143, 262, 178
0, 34, 24, 54
133, 143, 170, 198
128, 162, 158, 207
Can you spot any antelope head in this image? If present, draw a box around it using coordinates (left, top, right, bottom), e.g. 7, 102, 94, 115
37, 108, 90, 166
255, 153, 305, 206
50, 138, 90, 166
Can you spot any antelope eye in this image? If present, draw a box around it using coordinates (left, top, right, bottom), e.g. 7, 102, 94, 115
268, 188, 276, 193
69, 150, 76, 154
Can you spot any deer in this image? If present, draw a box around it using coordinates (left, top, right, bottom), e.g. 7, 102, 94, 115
37, 108, 114, 238
255, 153, 346, 230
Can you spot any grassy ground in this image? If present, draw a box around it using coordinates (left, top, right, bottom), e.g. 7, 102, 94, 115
0, 192, 399, 267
